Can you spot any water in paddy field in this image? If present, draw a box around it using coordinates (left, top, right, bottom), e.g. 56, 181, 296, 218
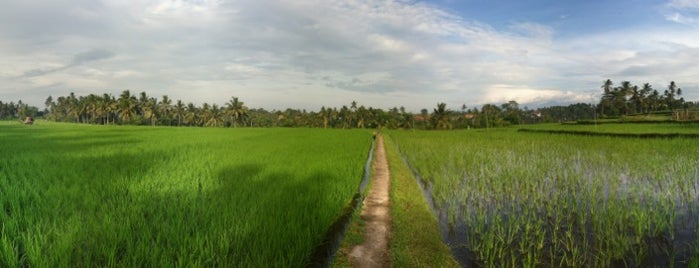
404, 164, 699, 266
410, 171, 476, 268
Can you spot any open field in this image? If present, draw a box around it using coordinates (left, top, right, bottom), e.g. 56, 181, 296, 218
521, 122, 699, 134
0, 121, 371, 267
390, 127, 699, 267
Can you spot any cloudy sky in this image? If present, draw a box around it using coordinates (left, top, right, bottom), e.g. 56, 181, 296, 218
2, 0, 699, 111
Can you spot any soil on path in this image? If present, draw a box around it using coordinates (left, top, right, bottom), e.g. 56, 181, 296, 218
349, 134, 391, 267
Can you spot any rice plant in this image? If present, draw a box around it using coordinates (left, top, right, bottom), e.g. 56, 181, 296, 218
0, 121, 371, 267
390, 126, 699, 267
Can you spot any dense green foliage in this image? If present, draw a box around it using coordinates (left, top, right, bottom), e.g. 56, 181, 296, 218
391, 127, 699, 266
0, 122, 371, 267
597, 80, 689, 117
0, 100, 40, 119
3, 80, 696, 130
40, 91, 595, 129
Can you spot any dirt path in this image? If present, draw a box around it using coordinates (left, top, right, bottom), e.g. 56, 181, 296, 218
349, 134, 391, 267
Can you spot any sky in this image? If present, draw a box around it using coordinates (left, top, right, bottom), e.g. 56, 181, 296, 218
2, 0, 699, 112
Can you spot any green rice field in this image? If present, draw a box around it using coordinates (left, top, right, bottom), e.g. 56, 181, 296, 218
390, 126, 699, 267
521, 122, 699, 134
0, 121, 371, 267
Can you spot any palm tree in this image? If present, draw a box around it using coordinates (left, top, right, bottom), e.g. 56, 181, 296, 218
481, 104, 503, 128
617, 81, 634, 115
67, 92, 80, 123
599, 79, 614, 117
349, 101, 358, 127
174, 100, 185, 126
141, 97, 158, 126
158, 95, 172, 125
640, 83, 653, 114
184, 102, 198, 126
664, 81, 683, 110
339, 106, 350, 128
44, 95, 54, 117
95, 94, 109, 124
118, 90, 137, 124
319, 106, 331, 128
77, 96, 88, 123
203, 103, 224, 127
225, 97, 247, 128
431, 102, 452, 130
356, 106, 367, 128
85, 94, 100, 124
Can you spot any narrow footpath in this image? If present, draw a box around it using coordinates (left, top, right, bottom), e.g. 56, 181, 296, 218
349, 134, 391, 267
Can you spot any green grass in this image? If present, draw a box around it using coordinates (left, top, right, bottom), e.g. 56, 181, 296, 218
390, 127, 699, 267
385, 135, 460, 267
521, 122, 699, 134
332, 134, 459, 267
0, 121, 371, 267
332, 141, 373, 268
332, 183, 368, 268
621, 114, 673, 121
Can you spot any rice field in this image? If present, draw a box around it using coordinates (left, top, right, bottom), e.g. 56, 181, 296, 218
521, 122, 699, 134
0, 121, 371, 267
390, 127, 699, 267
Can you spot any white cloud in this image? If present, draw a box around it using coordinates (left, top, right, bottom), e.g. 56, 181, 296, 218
481, 84, 592, 105
665, 12, 699, 26
667, 0, 699, 8
0, 0, 698, 111
664, 0, 699, 27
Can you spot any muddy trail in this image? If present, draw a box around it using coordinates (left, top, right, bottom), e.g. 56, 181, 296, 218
349, 134, 392, 267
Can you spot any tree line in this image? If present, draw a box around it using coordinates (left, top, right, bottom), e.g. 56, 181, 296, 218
597, 80, 687, 117
0, 100, 39, 120
31, 90, 595, 129
2, 80, 695, 129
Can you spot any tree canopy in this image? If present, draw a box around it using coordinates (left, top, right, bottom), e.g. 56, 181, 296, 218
3, 81, 695, 129
597, 80, 687, 117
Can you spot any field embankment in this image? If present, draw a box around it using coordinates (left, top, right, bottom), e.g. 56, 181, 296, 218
333, 134, 458, 268
520, 122, 699, 138
0, 121, 371, 267
385, 134, 460, 267
347, 134, 392, 267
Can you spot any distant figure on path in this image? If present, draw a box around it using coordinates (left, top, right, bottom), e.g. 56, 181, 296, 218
23, 116, 34, 125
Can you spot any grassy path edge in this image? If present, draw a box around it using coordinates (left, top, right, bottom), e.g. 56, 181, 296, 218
385, 134, 460, 267
333, 134, 458, 267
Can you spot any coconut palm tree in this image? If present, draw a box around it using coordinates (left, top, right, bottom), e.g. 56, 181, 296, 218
173, 100, 185, 126
225, 97, 247, 128
356, 106, 367, 128
319, 106, 331, 128
118, 90, 138, 124
67, 92, 80, 123
431, 102, 452, 130
141, 97, 158, 126
158, 95, 172, 125
184, 102, 198, 126
204, 103, 224, 127
599, 79, 614, 117
44, 95, 54, 117
639, 83, 653, 114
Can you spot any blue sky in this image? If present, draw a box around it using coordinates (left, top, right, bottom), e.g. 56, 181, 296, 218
433, 0, 671, 35
1, 0, 698, 111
